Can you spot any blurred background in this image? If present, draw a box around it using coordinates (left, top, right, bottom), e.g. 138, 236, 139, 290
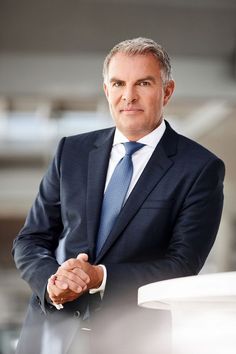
0, 0, 236, 352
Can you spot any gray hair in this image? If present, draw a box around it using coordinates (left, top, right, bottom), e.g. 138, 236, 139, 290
103, 37, 173, 84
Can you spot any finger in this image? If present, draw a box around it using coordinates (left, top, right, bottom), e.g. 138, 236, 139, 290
55, 276, 87, 293
48, 271, 69, 291
70, 267, 90, 284
51, 289, 74, 303
61, 258, 82, 270
56, 267, 90, 285
53, 278, 69, 290
50, 274, 57, 284
54, 279, 85, 295
52, 292, 80, 304
55, 275, 87, 293
47, 283, 79, 304
47, 284, 64, 303
49, 274, 68, 290
77, 253, 88, 262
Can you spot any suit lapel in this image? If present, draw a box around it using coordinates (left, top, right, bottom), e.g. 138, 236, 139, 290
86, 129, 115, 260
95, 122, 178, 263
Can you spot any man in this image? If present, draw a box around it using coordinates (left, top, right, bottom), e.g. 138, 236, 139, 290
13, 37, 225, 354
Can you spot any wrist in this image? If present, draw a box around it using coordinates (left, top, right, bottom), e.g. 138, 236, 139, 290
89, 265, 106, 296
93, 265, 104, 289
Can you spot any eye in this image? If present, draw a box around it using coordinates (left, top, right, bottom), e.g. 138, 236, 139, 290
112, 81, 124, 87
138, 81, 151, 86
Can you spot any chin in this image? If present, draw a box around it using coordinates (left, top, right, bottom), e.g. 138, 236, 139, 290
121, 128, 147, 140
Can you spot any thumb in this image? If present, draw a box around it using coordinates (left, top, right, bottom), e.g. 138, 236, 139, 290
77, 253, 88, 262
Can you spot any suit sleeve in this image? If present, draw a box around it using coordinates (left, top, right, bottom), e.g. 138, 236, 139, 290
103, 157, 225, 302
12, 138, 66, 313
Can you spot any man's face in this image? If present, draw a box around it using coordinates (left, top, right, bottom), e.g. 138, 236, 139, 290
104, 52, 175, 141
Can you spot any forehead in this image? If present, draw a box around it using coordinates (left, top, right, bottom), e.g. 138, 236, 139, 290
107, 52, 162, 80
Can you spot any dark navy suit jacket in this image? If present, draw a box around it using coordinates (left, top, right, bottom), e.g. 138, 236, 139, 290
13, 121, 225, 352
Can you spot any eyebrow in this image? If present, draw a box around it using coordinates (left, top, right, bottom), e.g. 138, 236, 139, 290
109, 77, 123, 83
109, 76, 156, 83
136, 76, 156, 83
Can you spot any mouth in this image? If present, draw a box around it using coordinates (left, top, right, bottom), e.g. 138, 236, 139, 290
120, 108, 143, 114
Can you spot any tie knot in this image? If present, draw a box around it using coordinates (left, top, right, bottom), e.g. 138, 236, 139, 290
123, 141, 145, 156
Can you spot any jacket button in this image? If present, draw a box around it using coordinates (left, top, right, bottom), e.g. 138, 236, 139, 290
74, 311, 81, 318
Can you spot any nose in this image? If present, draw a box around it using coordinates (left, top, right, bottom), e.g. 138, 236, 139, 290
122, 86, 138, 103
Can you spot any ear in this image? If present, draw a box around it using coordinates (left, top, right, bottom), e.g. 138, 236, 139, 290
103, 82, 109, 100
163, 80, 175, 106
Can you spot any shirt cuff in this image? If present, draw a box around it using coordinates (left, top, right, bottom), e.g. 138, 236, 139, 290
46, 290, 64, 310
53, 303, 64, 310
89, 264, 107, 298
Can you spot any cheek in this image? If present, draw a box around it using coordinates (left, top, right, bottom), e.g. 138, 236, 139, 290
150, 95, 163, 111
108, 93, 120, 108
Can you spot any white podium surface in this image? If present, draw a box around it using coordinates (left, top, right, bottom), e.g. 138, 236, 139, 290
138, 272, 236, 354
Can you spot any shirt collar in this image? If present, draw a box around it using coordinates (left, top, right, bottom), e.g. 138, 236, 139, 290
113, 119, 166, 149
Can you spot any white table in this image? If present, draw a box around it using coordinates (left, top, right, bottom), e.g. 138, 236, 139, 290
138, 272, 236, 354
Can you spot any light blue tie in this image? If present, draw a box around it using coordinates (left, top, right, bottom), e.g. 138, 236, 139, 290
96, 141, 145, 256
